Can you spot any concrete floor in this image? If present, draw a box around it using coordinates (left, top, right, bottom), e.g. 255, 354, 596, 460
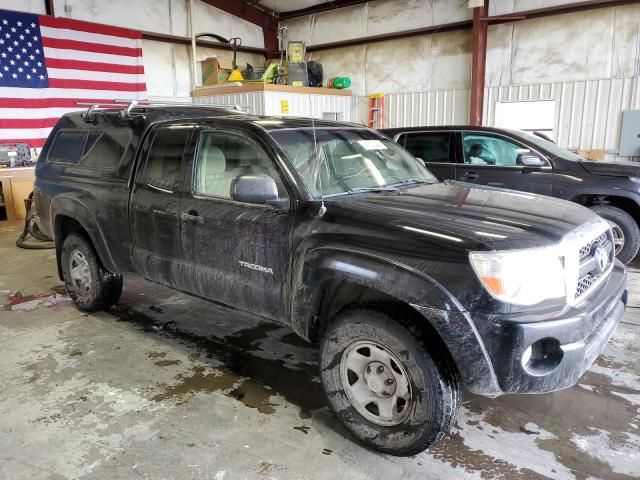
1, 226, 639, 480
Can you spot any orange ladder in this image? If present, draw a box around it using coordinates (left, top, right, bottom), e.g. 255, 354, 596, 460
368, 93, 385, 129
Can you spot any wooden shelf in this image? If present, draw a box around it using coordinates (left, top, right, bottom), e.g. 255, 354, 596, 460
193, 83, 352, 97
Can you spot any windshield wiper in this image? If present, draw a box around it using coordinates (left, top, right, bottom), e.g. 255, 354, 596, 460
390, 178, 431, 187
321, 185, 400, 198
347, 186, 399, 194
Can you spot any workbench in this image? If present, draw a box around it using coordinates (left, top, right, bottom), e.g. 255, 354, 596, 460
0, 167, 35, 223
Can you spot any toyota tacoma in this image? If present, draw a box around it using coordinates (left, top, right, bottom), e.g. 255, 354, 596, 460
34, 104, 627, 456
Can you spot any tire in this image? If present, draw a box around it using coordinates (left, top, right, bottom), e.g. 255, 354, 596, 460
60, 233, 123, 311
320, 308, 461, 456
590, 205, 640, 264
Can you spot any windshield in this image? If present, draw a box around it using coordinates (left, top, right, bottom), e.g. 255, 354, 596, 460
508, 129, 584, 161
268, 127, 436, 198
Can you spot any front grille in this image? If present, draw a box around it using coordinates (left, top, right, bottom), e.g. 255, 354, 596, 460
579, 231, 608, 260
576, 272, 602, 298
574, 229, 614, 301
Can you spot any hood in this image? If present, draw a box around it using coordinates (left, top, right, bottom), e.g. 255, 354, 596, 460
324, 181, 598, 251
579, 160, 640, 178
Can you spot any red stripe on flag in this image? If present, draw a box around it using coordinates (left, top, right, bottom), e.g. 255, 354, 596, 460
42, 37, 142, 57
0, 118, 59, 129
45, 58, 145, 74
0, 138, 47, 148
47, 79, 146, 91
0, 98, 119, 108
39, 15, 141, 40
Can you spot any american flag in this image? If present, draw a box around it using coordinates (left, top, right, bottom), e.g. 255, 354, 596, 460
0, 9, 146, 148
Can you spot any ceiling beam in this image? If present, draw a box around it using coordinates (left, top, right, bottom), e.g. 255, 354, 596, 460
306, 20, 471, 52
487, 0, 638, 25
200, 0, 268, 27
141, 31, 267, 55
199, 0, 278, 57
279, 0, 370, 20
306, 0, 634, 52
44, 0, 55, 16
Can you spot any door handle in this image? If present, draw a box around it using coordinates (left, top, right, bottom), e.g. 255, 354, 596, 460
180, 210, 204, 224
462, 171, 479, 180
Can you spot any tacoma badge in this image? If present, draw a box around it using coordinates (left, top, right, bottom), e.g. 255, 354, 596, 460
239, 260, 274, 275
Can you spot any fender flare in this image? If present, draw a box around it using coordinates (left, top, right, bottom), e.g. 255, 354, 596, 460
566, 188, 640, 206
50, 195, 120, 275
289, 246, 501, 395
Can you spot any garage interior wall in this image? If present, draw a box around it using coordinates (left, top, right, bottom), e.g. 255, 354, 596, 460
283, 0, 640, 161
8, 0, 267, 98
4, 0, 639, 160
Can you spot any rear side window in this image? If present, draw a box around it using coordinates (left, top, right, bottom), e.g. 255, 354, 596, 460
142, 127, 191, 192
82, 130, 132, 169
404, 132, 451, 163
48, 131, 87, 164
47, 128, 133, 170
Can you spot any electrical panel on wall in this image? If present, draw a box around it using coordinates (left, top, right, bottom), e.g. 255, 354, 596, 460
619, 110, 640, 157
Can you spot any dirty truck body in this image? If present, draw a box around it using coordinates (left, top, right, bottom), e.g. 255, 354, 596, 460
35, 107, 627, 456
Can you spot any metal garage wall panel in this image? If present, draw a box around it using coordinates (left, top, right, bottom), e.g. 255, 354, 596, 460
484, 77, 640, 161
379, 89, 470, 128
194, 92, 267, 115
193, 92, 354, 121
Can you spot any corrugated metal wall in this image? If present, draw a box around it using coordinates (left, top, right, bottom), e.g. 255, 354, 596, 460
361, 76, 640, 161
381, 89, 471, 128
194, 92, 354, 120
485, 78, 640, 161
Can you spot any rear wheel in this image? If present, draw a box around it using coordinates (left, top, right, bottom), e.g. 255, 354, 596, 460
60, 233, 123, 311
590, 205, 640, 264
320, 308, 461, 456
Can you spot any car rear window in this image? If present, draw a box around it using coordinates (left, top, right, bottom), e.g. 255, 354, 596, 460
403, 132, 450, 163
47, 128, 133, 172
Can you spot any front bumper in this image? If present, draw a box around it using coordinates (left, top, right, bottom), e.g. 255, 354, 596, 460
475, 261, 627, 394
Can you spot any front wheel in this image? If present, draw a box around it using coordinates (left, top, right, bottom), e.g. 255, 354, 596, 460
319, 308, 461, 456
590, 205, 640, 264
60, 233, 123, 311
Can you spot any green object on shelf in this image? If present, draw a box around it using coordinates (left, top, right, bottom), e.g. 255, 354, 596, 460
325, 76, 352, 89
333, 77, 351, 89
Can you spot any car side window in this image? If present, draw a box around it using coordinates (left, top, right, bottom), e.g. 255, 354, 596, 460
142, 127, 191, 192
462, 133, 535, 167
404, 132, 451, 163
194, 130, 287, 200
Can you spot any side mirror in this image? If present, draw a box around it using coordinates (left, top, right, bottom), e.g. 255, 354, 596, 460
230, 174, 279, 205
516, 152, 547, 167
415, 157, 426, 167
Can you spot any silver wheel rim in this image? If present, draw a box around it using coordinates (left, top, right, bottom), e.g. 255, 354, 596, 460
69, 249, 91, 295
606, 221, 625, 255
340, 340, 412, 426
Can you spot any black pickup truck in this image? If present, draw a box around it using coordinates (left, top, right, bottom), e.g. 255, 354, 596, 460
35, 105, 627, 456
381, 126, 640, 264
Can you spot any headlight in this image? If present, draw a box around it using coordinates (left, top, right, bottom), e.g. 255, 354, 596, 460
629, 177, 640, 184
469, 247, 566, 306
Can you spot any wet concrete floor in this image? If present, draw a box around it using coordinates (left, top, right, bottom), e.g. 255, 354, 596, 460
0, 226, 639, 479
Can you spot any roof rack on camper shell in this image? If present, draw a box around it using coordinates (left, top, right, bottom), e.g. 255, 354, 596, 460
77, 99, 245, 122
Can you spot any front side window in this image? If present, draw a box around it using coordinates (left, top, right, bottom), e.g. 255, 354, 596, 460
269, 128, 436, 198
194, 130, 286, 199
462, 133, 535, 167
143, 127, 191, 192
404, 132, 451, 163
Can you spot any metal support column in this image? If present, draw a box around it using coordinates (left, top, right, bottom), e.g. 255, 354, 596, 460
470, 0, 488, 126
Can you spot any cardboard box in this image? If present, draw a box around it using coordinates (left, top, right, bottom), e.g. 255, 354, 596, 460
577, 149, 606, 161
200, 57, 234, 86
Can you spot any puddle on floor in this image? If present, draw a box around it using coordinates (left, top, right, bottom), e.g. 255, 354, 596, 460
106, 303, 639, 479
110, 304, 325, 418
